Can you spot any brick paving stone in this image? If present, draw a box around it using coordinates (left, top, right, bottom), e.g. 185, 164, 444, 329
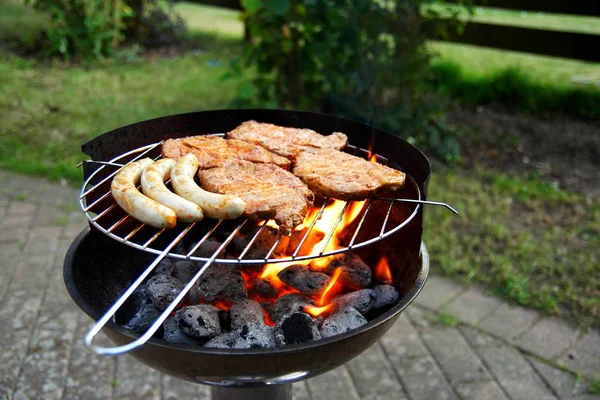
527, 356, 589, 399
421, 327, 491, 384
7, 202, 37, 218
390, 357, 458, 400
13, 305, 79, 400
161, 375, 209, 400
446, 288, 502, 326
414, 275, 464, 310
63, 314, 115, 400
22, 226, 61, 256
405, 305, 439, 331
10, 254, 55, 290
35, 204, 69, 227
478, 303, 540, 342
292, 381, 311, 400
346, 342, 407, 400
0, 288, 44, 395
454, 381, 509, 400
558, 330, 600, 379
306, 366, 360, 400
380, 313, 429, 360
513, 317, 581, 360
113, 354, 161, 399
477, 344, 558, 400
458, 326, 504, 349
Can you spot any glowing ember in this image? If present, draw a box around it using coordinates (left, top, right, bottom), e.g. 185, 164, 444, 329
303, 304, 334, 317
317, 267, 343, 306
212, 300, 233, 311
374, 256, 393, 282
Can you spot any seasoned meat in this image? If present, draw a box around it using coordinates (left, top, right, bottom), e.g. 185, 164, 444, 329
162, 135, 291, 170
293, 149, 406, 200
227, 120, 348, 160
199, 161, 314, 233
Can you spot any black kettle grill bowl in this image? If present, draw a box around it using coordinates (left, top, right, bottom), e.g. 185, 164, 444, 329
64, 109, 431, 386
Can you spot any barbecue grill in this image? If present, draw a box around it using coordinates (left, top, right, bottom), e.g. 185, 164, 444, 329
64, 109, 447, 400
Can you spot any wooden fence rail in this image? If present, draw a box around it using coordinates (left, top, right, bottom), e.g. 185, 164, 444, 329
183, 0, 600, 62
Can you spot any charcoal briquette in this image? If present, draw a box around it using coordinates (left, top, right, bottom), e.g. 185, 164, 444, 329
251, 278, 278, 299
193, 263, 247, 302
230, 299, 266, 330
190, 237, 225, 259
171, 260, 200, 283
146, 274, 185, 310
277, 265, 330, 296
163, 316, 200, 345
272, 293, 312, 322
174, 304, 221, 338
123, 303, 161, 333
320, 306, 367, 338
274, 312, 321, 346
204, 325, 276, 349
332, 289, 376, 314
373, 284, 400, 309
326, 253, 372, 289
155, 258, 175, 276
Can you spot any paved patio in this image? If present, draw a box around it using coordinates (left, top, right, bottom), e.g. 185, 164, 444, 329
0, 168, 598, 400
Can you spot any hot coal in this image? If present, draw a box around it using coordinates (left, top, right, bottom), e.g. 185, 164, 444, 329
320, 306, 367, 338
193, 263, 247, 302
326, 253, 372, 289
230, 299, 266, 330
204, 324, 276, 349
274, 312, 321, 346
277, 265, 330, 295
123, 303, 161, 332
272, 293, 312, 322
174, 305, 221, 338
146, 274, 185, 310
373, 284, 400, 309
163, 316, 201, 345
332, 289, 376, 314
250, 278, 278, 299
155, 258, 175, 276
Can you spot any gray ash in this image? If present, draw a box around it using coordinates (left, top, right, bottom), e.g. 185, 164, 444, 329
193, 263, 247, 302
146, 274, 185, 310
274, 313, 321, 346
332, 289, 376, 314
272, 293, 312, 322
174, 304, 221, 338
373, 284, 400, 309
320, 307, 367, 338
277, 265, 330, 295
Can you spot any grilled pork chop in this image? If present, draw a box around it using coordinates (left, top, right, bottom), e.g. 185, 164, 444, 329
198, 161, 314, 234
293, 149, 406, 200
227, 120, 348, 160
162, 135, 291, 170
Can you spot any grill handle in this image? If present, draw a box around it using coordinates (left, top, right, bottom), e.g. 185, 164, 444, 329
84, 221, 247, 355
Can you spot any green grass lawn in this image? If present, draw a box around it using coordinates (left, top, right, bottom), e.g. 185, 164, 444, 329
0, 1, 598, 327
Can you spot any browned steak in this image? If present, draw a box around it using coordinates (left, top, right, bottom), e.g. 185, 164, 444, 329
227, 120, 348, 160
162, 135, 291, 170
293, 149, 406, 200
198, 161, 314, 233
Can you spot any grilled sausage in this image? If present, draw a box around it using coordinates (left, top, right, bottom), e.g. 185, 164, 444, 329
111, 158, 177, 229
171, 153, 246, 219
141, 159, 204, 223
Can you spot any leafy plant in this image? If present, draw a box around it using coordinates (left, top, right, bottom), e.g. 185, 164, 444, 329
227, 0, 470, 161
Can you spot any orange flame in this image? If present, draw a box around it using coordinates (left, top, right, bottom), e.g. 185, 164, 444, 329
374, 256, 393, 282
213, 299, 233, 311
303, 303, 334, 317
317, 267, 343, 306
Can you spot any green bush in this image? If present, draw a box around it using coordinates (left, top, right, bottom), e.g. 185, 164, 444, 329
227, 0, 469, 161
24, 0, 185, 60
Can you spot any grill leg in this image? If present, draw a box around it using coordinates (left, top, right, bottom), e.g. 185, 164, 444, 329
210, 384, 292, 400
